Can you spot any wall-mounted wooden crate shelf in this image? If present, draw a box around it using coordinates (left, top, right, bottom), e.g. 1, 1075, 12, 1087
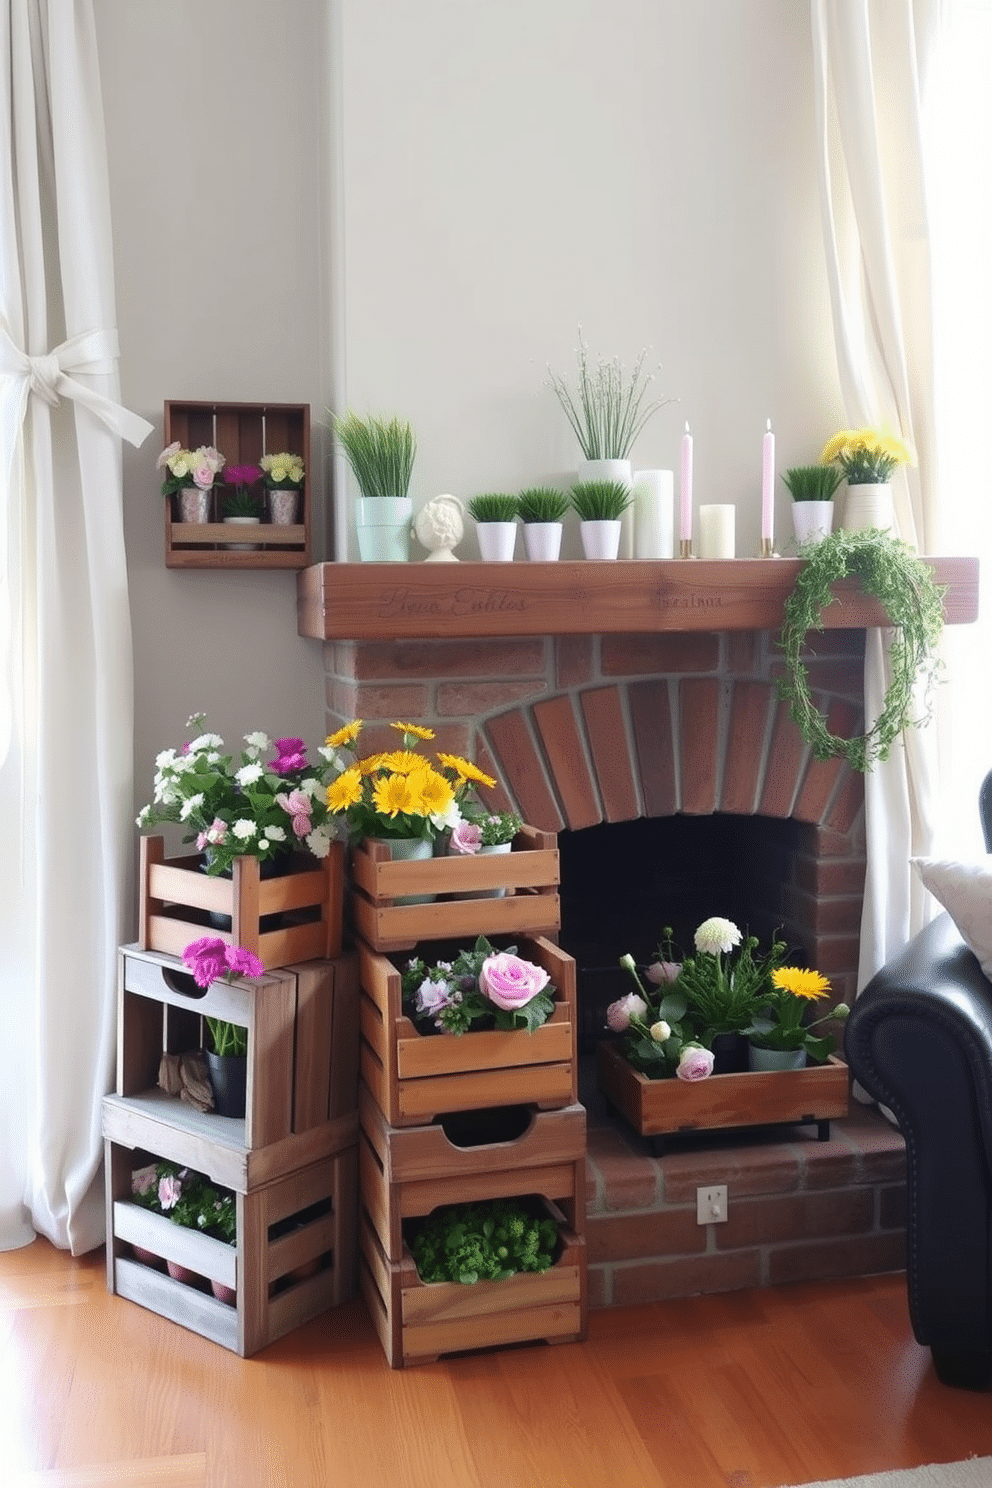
163, 400, 312, 569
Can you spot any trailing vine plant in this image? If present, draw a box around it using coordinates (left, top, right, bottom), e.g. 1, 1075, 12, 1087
776, 527, 946, 772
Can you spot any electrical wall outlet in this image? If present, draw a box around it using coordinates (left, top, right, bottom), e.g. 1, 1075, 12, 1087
696, 1184, 728, 1224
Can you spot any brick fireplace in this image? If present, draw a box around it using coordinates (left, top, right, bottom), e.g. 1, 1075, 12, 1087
298, 557, 977, 1304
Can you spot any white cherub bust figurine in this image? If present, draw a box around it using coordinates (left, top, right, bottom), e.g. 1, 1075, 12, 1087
413, 495, 465, 562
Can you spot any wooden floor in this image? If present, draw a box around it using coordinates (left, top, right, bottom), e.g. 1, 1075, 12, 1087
4, 1240, 992, 1488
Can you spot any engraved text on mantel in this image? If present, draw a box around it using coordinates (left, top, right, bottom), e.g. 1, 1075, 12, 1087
656, 593, 724, 609
377, 586, 528, 619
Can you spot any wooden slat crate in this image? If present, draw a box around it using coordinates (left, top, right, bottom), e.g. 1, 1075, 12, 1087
139, 836, 344, 972
359, 1089, 586, 1263
359, 1203, 586, 1368
597, 1042, 850, 1148
113, 946, 359, 1161
348, 826, 560, 952
163, 399, 312, 569
105, 1138, 357, 1357
359, 935, 577, 1127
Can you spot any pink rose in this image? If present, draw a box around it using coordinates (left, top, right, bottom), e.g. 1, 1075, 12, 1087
158, 1174, 182, 1211
276, 788, 312, 838
676, 1044, 715, 1082
605, 992, 648, 1032
646, 960, 681, 985
191, 463, 215, 489
449, 820, 482, 855
479, 951, 550, 1011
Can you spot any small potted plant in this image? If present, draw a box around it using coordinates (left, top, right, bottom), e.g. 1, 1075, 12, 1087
742, 967, 850, 1070
260, 451, 305, 525
221, 463, 264, 548
157, 441, 226, 523
182, 938, 266, 1117
781, 464, 843, 547
820, 426, 916, 532
569, 478, 633, 560
516, 486, 571, 561
447, 807, 524, 897
131, 1158, 238, 1299
467, 493, 519, 562
332, 410, 417, 561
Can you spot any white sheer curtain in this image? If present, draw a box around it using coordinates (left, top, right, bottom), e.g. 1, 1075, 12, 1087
810, 0, 946, 992
0, 0, 151, 1253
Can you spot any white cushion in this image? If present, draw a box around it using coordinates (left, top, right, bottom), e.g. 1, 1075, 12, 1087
912, 855, 992, 979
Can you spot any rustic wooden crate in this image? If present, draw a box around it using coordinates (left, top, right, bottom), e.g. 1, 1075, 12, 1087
348, 826, 560, 953
359, 1089, 585, 1263
163, 399, 312, 569
597, 1042, 850, 1149
359, 935, 577, 1127
109, 946, 359, 1168
138, 835, 344, 971
105, 1138, 357, 1358
359, 1203, 585, 1368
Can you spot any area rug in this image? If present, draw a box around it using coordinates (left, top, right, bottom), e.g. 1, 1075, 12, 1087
784, 1459, 992, 1488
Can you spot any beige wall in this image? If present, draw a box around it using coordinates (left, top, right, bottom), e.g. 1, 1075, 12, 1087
94, 0, 842, 843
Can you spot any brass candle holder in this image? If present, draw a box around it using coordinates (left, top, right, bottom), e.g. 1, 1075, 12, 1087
760, 537, 780, 559
679, 538, 694, 559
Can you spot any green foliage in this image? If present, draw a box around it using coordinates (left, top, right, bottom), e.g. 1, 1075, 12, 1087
777, 528, 945, 771
410, 1198, 559, 1284
548, 330, 670, 459
131, 1160, 237, 1245
568, 479, 633, 521
781, 465, 844, 503
516, 486, 571, 524
332, 411, 416, 500
206, 1018, 248, 1057
667, 928, 787, 1039
467, 493, 519, 523
221, 485, 262, 518
467, 809, 522, 846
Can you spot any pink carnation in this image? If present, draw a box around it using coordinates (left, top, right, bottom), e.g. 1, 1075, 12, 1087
272, 737, 307, 774
226, 946, 265, 980
182, 936, 229, 988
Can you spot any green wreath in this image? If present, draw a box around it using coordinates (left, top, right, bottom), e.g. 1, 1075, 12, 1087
776, 527, 946, 773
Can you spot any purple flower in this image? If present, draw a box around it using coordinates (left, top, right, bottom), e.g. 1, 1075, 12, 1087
225, 463, 262, 489
182, 936, 229, 988
272, 737, 307, 774
226, 946, 265, 979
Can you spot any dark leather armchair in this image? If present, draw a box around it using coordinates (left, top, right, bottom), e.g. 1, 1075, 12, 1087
845, 775, 992, 1389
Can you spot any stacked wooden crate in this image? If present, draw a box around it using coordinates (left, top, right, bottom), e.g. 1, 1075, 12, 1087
351, 827, 588, 1368
103, 929, 360, 1357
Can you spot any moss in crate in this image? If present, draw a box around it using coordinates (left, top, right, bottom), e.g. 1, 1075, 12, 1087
405, 1196, 561, 1285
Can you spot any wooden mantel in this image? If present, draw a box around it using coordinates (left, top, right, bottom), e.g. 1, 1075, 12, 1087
296, 557, 979, 641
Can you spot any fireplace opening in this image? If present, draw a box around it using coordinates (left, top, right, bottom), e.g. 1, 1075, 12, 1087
557, 814, 810, 1053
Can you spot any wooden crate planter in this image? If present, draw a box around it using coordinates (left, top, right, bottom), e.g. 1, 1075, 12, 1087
359, 1088, 585, 1263
163, 399, 312, 569
105, 1139, 357, 1357
109, 946, 359, 1173
597, 1041, 850, 1153
359, 1203, 585, 1368
139, 835, 344, 971
348, 826, 560, 953
359, 935, 577, 1127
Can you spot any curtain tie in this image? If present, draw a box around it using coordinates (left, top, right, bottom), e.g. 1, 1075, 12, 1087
0, 324, 153, 448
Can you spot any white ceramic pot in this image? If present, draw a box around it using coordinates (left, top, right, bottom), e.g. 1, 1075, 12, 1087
578, 458, 633, 557
268, 488, 300, 525
222, 516, 261, 550
448, 839, 512, 898
178, 486, 212, 523
791, 500, 835, 547
580, 519, 622, 560
367, 835, 435, 904
476, 521, 517, 562
632, 469, 675, 559
747, 1044, 808, 1072
842, 483, 893, 532
523, 522, 563, 561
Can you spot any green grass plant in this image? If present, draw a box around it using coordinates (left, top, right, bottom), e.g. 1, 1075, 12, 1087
569, 479, 633, 521
781, 465, 844, 503
516, 487, 570, 524
332, 412, 416, 501
548, 330, 670, 459
467, 493, 519, 523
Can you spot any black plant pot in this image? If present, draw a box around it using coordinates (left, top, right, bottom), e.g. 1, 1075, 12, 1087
205, 1049, 247, 1118
710, 1032, 749, 1075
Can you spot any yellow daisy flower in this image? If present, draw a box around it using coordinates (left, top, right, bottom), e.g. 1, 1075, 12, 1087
372, 773, 420, 818
391, 721, 435, 741
359, 753, 385, 776
325, 767, 363, 811
771, 967, 831, 1000
437, 752, 497, 789
326, 720, 362, 748
417, 767, 456, 815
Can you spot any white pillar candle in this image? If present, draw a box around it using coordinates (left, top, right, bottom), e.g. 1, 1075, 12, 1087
698, 504, 735, 559
632, 469, 674, 559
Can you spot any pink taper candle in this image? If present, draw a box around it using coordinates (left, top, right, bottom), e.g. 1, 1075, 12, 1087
680, 422, 693, 543
761, 418, 775, 543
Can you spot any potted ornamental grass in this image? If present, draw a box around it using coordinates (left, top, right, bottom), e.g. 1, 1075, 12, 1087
332, 410, 417, 560
467, 493, 519, 562
517, 486, 571, 561
569, 478, 633, 560
781, 464, 844, 547
548, 329, 669, 485
220, 463, 264, 548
